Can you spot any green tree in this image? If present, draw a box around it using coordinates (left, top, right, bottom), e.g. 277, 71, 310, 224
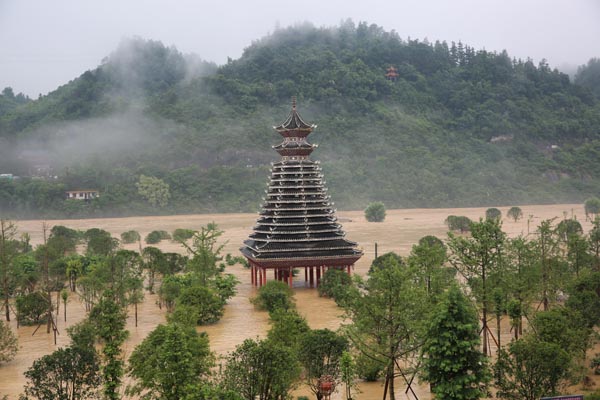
408, 235, 450, 298
485, 207, 502, 220
506, 207, 523, 222
84, 228, 118, 256
145, 230, 171, 244
127, 323, 214, 400
89, 291, 129, 400
421, 285, 490, 400
267, 309, 310, 352
172, 228, 195, 242
120, 230, 140, 244
22, 319, 100, 400
339, 351, 358, 400
0, 319, 17, 364
533, 219, 566, 311
0, 219, 18, 321
575, 57, 600, 98
585, 197, 600, 220
251, 280, 295, 313
298, 329, 349, 400
222, 338, 300, 400
318, 268, 353, 304
142, 246, 166, 293
556, 218, 583, 241
170, 285, 224, 325
365, 202, 386, 222
344, 257, 428, 400
445, 215, 472, 233
22, 346, 101, 400
494, 338, 571, 400
181, 223, 225, 286
448, 218, 506, 355
137, 175, 171, 208
566, 271, 600, 329
15, 291, 49, 325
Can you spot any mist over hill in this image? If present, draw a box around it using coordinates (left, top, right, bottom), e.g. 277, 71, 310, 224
1, 21, 599, 218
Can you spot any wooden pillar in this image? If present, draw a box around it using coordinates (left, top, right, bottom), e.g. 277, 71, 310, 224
251, 263, 255, 285
304, 267, 308, 282
260, 267, 265, 287
288, 267, 293, 288
316, 267, 321, 287
309, 267, 314, 287
347, 265, 352, 276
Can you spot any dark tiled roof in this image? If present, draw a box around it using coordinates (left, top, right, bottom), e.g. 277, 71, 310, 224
242, 101, 362, 265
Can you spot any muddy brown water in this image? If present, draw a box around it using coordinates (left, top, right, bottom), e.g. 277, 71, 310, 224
0, 204, 595, 399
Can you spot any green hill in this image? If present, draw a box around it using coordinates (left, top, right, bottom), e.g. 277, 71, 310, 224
1, 21, 599, 218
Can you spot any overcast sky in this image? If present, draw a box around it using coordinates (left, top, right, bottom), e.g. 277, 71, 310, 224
1, 0, 599, 98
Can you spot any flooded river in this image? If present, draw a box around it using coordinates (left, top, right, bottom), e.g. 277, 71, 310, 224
0, 204, 591, 399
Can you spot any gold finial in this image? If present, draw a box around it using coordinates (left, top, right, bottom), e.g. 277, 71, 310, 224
291, 96, 297, 110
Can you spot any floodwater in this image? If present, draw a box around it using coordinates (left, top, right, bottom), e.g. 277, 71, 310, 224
0, 204, 595, 399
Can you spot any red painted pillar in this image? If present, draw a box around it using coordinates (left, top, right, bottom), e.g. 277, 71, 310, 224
347, 265, 352, 276
304, 267, 308, 282
316, 267, 321, 287
309, 267, 314, 287
288, 267, 293, 288
251, 263, 255, 285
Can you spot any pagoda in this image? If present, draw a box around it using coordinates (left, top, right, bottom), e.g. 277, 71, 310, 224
385, 65, 399, 81
241, 98, 363, 288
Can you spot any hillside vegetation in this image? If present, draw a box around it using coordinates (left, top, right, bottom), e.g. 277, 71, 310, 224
1, 21, 599, 218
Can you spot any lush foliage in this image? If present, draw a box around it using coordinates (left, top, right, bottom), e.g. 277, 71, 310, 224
251, 280, 295, 313
222, 338, 300, 400
364, 202, 386, 222
127, 323, 214, 400
0, 320, 17, 364
145, 230, 171, 244
120, 230, 140, 244
445, 215, 472, 233
506, 206, 523, 222
485, 207, 502, 220
421, 285, 490, 400
2, 23, 600, 218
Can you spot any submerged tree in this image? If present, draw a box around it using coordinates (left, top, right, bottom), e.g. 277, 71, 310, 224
365, 202, 386, 222
0, 320, 17, 364
448, 218, 506, 355
298, 329, 349, 400
506, 207, 523, 222
494, 338, 571, 400
89, 291, 129, 400
127, 323, 214, 400
222, 337, 300, 400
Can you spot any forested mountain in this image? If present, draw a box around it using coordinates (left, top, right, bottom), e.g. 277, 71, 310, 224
1, 21, 599, 218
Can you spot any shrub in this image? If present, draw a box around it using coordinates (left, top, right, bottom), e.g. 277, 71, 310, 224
0, 320, 18, 364
120, 230, 140, 244
485, 207, 502, 220
369, 252, 404, 274
145, 230, 171, 244
356, 353, 384, 381
556, 219, 583, 240
365, 202, 386, 222
318, 269, 353, 304
16, 292, 49, 325
507, 206, 523, 222
585, 197, 600, 220
171, 285, 225, 325
172, 228, 195, 242
252, 281, 295, 313
445, 215, 472, 233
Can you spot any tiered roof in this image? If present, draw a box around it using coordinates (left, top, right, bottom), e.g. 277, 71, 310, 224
241, 99, 363, 267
